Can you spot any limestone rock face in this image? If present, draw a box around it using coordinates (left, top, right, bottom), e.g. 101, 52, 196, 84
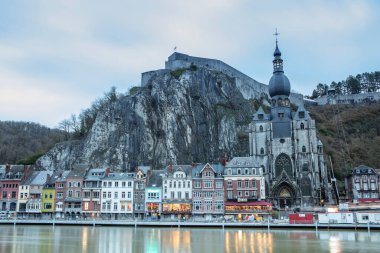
37, 67, 269, 171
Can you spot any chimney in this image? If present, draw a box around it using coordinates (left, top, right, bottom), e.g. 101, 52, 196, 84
6, 163, 11, 174
105, 167, 111, 176
168, 164, 173, 173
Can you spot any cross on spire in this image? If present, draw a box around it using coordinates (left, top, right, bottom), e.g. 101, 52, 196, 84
273, 28, 280, 44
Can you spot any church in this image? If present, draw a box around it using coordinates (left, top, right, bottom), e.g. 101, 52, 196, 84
249, 39, 331, 210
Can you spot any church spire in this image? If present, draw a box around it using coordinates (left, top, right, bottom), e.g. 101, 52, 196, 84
272, 28, 283, 73
268, 29, 291, 98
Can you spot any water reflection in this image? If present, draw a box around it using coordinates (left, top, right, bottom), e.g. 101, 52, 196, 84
0, 226, 380, 253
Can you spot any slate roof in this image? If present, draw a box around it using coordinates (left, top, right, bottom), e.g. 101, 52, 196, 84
30, 171, 53, 185
67, 169, 87, 179
293, 103, 311, 120
192, 163, 224, 178
84, 168, 106, 181
56, 171, 71, 182
225, 157, 260, 168
166, 165, 193, 176
252, 106, 270, 121
146, 170, 165, 187
352, 165, 377, 175
103, 172, 134, 181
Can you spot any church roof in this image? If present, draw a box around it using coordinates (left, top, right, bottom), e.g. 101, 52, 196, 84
293, 103, 311, 120
252, 106, 270, 121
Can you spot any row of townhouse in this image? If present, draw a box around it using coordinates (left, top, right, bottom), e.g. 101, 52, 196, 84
0, 157, 271, 221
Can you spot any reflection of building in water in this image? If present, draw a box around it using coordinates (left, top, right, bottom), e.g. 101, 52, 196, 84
225, 230, 273, 253
97, 227, 133, 253
161, 229, 191, 253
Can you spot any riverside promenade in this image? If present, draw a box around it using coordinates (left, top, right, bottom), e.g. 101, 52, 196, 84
1, 219, 380, 231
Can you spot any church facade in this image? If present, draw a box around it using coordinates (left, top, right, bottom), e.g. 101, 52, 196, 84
249, 41, 331, 210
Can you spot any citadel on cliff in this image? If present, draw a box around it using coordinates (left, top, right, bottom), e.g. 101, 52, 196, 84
17, 37, 333, 215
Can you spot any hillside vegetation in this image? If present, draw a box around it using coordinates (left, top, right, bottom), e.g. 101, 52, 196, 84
308, 103, 380, 179
0, 121, 65, 164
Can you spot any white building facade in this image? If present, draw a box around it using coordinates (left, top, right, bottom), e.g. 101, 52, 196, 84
101, 173, 134, 218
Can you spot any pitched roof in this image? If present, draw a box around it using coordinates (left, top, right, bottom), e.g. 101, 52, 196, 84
103, 172, 134, 181
146, 170, 165, 187
225, 157, 260, 168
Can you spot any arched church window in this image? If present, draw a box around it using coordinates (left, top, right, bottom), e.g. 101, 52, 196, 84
302, 146, 306, 153
285, 98, 289, 106
301, 177, 312, 196
300, 123, 305, 130
259, 125, 263, 132
260, 148, 264, 155
275, 153, 292, 178
278, 98, 283, 107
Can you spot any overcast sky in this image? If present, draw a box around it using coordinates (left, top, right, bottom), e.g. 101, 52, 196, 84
1, 0, 379, 128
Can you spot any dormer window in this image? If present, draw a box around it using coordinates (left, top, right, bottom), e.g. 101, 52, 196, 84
299, 111, 305, 118
285, 98, 289, 106
258, 114, 263, 120
237, 169, 241, 175
278, 99, 283, 107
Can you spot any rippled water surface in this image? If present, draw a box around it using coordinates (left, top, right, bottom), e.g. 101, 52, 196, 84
0, 225, 379, 253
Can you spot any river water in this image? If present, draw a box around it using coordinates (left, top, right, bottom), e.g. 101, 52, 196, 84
0, 225, 379, 253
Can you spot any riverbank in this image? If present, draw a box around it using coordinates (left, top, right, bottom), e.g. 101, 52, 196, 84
1, 219, 380, 231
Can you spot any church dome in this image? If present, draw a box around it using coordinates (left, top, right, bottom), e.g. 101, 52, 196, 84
269, 72, 291, 97
268, 41, 291, 98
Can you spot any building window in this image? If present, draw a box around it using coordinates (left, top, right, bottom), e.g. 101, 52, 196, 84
285, 98, 289, 106
115, 182, 119, 187
108, 192, 111, 198
258, 114, 263, 120
114, 192, 118, 199
227, 169, 232, 175
300, 122, 305, 130
245, 180, 249, 188
252, 180, 256, 188
227, 180, 232, 188
245, 191, 249, 197
237, 180, 242, 188
122, 192, 126, 198
204, 181, 212, 188
216, 181, 223, 188
237, 169, 241, 175
278, 98, 283, 107
260, 147, 264, 154
122, 181, 126, 187
299, 111, 305, 118
259, 125, 263, 132
278, 113, 284, 118
302, 146, 306, 152
238, 191, 242, 197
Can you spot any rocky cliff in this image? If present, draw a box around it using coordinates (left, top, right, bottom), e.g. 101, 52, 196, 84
37, 64, 270, 171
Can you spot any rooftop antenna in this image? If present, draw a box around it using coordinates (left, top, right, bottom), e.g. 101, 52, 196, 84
173, 46, 177, 52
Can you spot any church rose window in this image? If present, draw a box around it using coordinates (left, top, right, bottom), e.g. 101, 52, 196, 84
275, 153, 292, 177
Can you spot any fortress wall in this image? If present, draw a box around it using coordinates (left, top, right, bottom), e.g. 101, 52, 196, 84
315, 92, 380, 105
